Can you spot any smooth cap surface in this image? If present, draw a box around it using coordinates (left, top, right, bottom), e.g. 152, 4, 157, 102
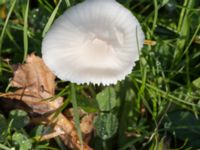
42, 0, 145, 85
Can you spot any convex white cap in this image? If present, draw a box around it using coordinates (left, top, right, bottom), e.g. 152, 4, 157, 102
42, 0, 145, 85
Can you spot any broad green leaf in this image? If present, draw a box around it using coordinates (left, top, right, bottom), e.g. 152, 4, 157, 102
12, 132, 32, 150
192, 77, 200, 89
30, 125, 52, 142
94, 113, 118, 140
77, 95, 98, 113
96, 87, 117, 111
167, 111, 200, 148
8, 109, 30, 129
30, 125, 46, 137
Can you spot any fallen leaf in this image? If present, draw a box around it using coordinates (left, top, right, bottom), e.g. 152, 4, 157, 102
1, 53, 62, 114
64, 108, 94, 135
1, 90, 63, 114
80, 114, 94, 135
0, 54, 93, 150
11, 53, 55, 96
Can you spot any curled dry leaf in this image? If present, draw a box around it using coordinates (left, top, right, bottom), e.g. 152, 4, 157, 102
80, 114, 94, 135
0, 54, 93, 150
65, 108, 94, 135
52, 114, 93, 150
2, 90, 63, 114
31, 114, 93, 150
11, 53, 55, 96
1, 53, 62, 114
80, 114, 94, 144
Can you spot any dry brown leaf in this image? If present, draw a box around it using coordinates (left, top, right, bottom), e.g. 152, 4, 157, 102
1, 53, 61, 114
1, 90, 63, 114
0, 54, 93, 150
64, 108, 94, 135
11, 53, 55, 96
52, 114, 93, 150
80, 114, 94, 135
31, 113, 93, 150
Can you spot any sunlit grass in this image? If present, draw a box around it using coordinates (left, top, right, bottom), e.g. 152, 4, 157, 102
0, 0, 200, 149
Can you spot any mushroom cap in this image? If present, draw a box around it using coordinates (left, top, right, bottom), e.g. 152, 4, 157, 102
42, 0, 145, 85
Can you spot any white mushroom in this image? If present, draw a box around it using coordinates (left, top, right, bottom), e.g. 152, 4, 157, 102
42, 0, 145, 85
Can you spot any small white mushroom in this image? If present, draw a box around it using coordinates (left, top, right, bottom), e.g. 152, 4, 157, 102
42, 0, 145, 85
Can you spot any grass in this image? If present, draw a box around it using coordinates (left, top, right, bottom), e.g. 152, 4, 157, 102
22, 0, 29, 62
0, 0, 16, 73
70, 83, 83, 148
0, 0, 200, 149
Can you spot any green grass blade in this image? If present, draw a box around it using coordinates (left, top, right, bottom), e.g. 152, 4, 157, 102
42, 0, 62, 37
6, 29, 20, 50
135, 78, 197, 108
0, 0, 16, 74
70, 83, 83, 149
0, 0, 16, 51
183, 24, 200, 55
23, 0, 30, 62
177, 0, 189, 33
173, 0, 195, 62
55, 137, 68, 150
0, 144, 11, 150
152, 0, 158, 33
38, 0, 54, 13
64, 0, 71, 7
